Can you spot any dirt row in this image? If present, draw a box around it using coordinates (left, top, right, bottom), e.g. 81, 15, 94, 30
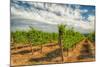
11, 39, 95, 66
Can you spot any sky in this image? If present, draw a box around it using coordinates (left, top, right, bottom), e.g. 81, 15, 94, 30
11, 0, 95, 33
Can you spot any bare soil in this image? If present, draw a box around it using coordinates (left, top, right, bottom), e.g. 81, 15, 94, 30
11, 39, 95, 66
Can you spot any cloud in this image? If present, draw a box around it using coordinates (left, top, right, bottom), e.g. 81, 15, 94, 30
11, 0, 95, 33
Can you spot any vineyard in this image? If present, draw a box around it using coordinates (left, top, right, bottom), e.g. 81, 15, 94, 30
11, 24, 95, 66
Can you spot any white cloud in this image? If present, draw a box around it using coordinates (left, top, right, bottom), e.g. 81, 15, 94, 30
88, 15, 95, 22
11, 1, 95, 33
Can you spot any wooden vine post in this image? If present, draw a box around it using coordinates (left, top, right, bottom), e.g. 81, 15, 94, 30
58, 24, 65, 63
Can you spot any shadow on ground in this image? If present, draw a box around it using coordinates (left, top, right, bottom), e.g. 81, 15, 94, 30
12, 48, 40, 55
77, 41, 95, 60
29, 48, 61, 62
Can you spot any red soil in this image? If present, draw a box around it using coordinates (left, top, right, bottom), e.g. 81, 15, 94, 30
11, 39, 95, 66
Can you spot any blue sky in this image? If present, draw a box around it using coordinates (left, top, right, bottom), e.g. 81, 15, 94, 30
11, 0, 95, 33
